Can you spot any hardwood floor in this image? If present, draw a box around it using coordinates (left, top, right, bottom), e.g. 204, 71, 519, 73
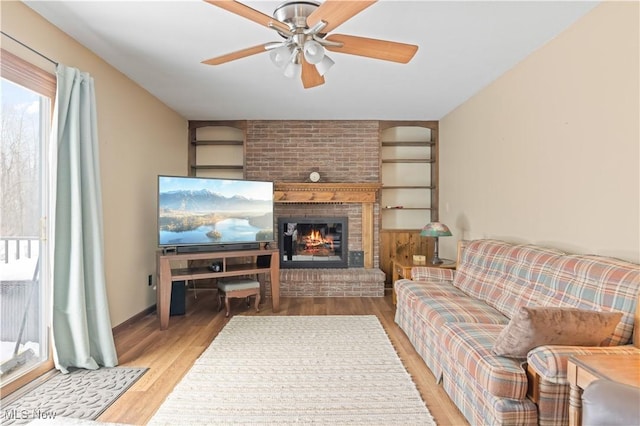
99, 290, 469, 425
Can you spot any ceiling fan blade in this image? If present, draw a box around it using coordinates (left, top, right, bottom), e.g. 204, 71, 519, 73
307, 0, 377, 33
204, 0, 291, 34
202, 43, 271, 65
325, 34, 418, 64
301, 59, 325, 89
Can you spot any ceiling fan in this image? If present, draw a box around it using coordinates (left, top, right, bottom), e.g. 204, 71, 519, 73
201, 0, 419, 89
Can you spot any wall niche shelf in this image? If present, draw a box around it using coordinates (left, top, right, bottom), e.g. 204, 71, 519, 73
188, 120, 247, 178
379, 121, 439, 286
380, 121, 439, 229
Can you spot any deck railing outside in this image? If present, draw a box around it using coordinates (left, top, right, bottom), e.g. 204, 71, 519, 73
1, 236, 39, 264
0, 236, 40, 350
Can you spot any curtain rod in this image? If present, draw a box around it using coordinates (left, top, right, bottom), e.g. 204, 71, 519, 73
1, 31, 58, 66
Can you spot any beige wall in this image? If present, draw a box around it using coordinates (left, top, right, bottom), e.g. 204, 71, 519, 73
2, 1, 188, 326
439, 1, 639, 263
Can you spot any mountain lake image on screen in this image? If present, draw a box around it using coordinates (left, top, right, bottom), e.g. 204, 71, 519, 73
157, 175, 274, 248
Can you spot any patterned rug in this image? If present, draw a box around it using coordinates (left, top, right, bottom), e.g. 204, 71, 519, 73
1, 367, 147, 425
149, 315, 436, 425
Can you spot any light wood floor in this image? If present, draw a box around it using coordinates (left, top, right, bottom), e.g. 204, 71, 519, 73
98, 290, 469, 425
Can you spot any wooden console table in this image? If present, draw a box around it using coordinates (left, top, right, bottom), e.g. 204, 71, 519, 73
567, 353, 640, 426
156, 247, 280, 329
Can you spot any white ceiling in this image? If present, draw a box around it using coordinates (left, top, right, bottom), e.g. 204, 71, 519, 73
25, 0, 599, 121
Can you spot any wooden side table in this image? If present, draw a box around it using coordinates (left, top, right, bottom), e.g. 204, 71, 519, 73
567, 353, 640, 426
391, 258, 456, 304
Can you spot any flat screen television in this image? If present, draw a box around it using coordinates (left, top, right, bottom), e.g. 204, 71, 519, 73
157, 175, 274, 251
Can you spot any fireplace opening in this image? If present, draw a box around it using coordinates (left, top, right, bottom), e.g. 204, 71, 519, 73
278, 217, 348, 269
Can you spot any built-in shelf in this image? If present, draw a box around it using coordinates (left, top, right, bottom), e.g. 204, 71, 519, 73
380, 122, 438, 230
382, 185, 436, 189
191, 140, 244, 146
190, 165, 244, 170
381, 141, 435, 147
381, 159, 435, 164
379, 121, 439, 287
383, 207, 436, 211
188, 121, 246, 178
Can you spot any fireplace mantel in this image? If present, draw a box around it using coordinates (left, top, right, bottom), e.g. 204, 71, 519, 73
274, 182, 380, 268
274, 182, 379, 203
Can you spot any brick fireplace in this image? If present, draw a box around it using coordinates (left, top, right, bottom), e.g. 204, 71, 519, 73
273, 182, 384, 297
244, 120, 385, 297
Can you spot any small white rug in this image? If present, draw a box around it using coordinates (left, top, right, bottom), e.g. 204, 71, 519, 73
2, 367, 146, 425
149, 315, 436, 425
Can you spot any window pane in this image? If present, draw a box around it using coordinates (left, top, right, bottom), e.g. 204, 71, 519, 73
0, 78, 49, 384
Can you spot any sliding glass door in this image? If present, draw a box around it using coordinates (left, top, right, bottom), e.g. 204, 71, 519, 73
1, 50, 54, 389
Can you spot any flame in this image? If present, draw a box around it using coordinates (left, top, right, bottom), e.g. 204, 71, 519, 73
302, 229, 334, 250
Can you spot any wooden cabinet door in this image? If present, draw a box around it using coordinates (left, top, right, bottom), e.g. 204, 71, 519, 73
380, 230, 434, 286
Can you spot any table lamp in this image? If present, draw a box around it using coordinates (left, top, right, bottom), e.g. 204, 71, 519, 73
420, 222, 452, 265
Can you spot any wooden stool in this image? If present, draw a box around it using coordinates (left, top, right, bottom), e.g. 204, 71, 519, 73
217, 278, 261, 318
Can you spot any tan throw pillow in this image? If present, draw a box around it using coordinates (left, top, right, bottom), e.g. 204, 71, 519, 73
492, 306, 623, 358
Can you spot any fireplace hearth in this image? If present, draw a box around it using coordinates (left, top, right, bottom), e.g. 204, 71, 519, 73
278, 217, 348, 268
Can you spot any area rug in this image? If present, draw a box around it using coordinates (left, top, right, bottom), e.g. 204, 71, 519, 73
1, 367, 147, 425
149, 315, 436, 425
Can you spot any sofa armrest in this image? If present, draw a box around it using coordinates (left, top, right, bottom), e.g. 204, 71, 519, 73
410, 267, 455, 281
527, 344, 640, 385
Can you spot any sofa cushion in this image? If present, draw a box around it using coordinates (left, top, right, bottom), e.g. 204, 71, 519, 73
394, 278, 469, 314
413, 292, 509, 328
453, 240, 564, 318
488, 245, 564, 318
440, 323, 530, 400
411, 266, 455, 281
542, 255, 640, 345
396, 279, 509, 379
492, 307, 623, 358
395, 278, 466, 300
453, 240, 512, 305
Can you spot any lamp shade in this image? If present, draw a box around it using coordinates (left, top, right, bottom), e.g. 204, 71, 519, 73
420, 222, 452, 237
283, 49, 301, 78
303, 40, 325, 65
269, 45, 292, 68
283, 61, 301, 78
315, 55, 334, 76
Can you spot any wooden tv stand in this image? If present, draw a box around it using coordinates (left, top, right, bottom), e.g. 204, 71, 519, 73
156, 247, 280, 329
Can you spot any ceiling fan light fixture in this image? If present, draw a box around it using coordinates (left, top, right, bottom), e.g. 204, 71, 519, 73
283, 61, 301, 78
283, 48, 301, 78
315, 54, 334, 76
203, 0, 419, 89
303, 40, 325, 65
269, 45, 292, 68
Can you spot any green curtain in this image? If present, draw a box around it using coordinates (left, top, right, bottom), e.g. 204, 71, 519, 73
51, 64, 118, 373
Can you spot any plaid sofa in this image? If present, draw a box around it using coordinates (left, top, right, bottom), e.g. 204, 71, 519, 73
394, 239, 640, 425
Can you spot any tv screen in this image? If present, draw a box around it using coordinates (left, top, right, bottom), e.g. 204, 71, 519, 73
157, 175, 274, 248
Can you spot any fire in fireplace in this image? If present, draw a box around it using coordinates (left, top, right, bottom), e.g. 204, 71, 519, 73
278, 217, 348, 268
